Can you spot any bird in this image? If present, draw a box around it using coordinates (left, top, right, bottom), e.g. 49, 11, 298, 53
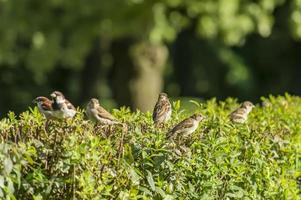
50, 91, 76, 119
152, 92, 172, 127
167, 113, 205, 140
32, 96, 55, 119
229, 101, 254, 123
261, 100, 272, 108
86, 98, 120, 125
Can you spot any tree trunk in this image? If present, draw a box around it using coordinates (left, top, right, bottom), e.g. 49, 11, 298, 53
110, 39, 168, 112
129, 41, 168, 111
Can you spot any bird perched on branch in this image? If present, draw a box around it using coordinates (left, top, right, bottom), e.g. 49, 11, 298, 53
86, 98, 121, 125
50, 91, 76, 119
153, 92, 172, 127
32, 96, 55, 119
229, 101, 254, 123
167, 113, 205, 140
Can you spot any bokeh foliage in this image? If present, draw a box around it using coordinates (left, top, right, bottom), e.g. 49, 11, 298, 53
0, 0, 296, 69
1, 0, 301, 113
0, 95, 300, 199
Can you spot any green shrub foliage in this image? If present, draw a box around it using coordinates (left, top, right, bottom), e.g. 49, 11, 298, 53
0, 95, 300, 199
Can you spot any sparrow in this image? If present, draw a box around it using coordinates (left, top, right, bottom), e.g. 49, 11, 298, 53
167, 113, 205, 140
229, 101, 254, 123
32, 96, 55, 119
262, 100, 272, 108
86, 98, 120, 125
50, 91, 76, 119
152, 93, 172, 127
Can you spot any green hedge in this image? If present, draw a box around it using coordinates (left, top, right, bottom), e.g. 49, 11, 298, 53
0, 95, 300, 199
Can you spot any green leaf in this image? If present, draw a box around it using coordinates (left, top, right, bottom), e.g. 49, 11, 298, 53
189, 100, 201, 108
129, 168, 140, 185
146, 170, 155, 191
0, 176, 3, 188
7, 178, 15, 194
139, 186, 152, 196
0, 188, 3, 197
173, 100, 181, 111
164, 195, 173, 200
226, 185, 245, 198
3, 158, 13, 175
33, 195, 43, 200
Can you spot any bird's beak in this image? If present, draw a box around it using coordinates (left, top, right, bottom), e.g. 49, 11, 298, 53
50, 93, 56, 98
32, 99, 37, 104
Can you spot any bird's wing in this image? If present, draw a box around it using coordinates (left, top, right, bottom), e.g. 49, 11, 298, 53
96, 106, 116, 121
167, 118, 194, 139
65, 99, 76, 110
153, 99, 171, 122
230, 107, 246, 118
230, 108, 248, 123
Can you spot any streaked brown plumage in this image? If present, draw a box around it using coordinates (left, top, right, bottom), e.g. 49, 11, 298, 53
230, 101, 254, 123
153, 93, 172, 126
32, 96, 55, 119
86, 98, 120, 125
167, 113, 205, 139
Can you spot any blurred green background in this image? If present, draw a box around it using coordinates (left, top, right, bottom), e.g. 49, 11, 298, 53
1, 0, 301, 114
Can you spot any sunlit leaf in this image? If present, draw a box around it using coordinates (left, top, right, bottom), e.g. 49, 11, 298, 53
146, 170, 155, 191
3, 158, 13, 175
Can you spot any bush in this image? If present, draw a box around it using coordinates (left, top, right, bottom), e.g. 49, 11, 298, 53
0, 95, 300, 199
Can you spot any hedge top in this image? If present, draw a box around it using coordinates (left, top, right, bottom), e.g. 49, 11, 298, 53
0, 94, 300, 199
